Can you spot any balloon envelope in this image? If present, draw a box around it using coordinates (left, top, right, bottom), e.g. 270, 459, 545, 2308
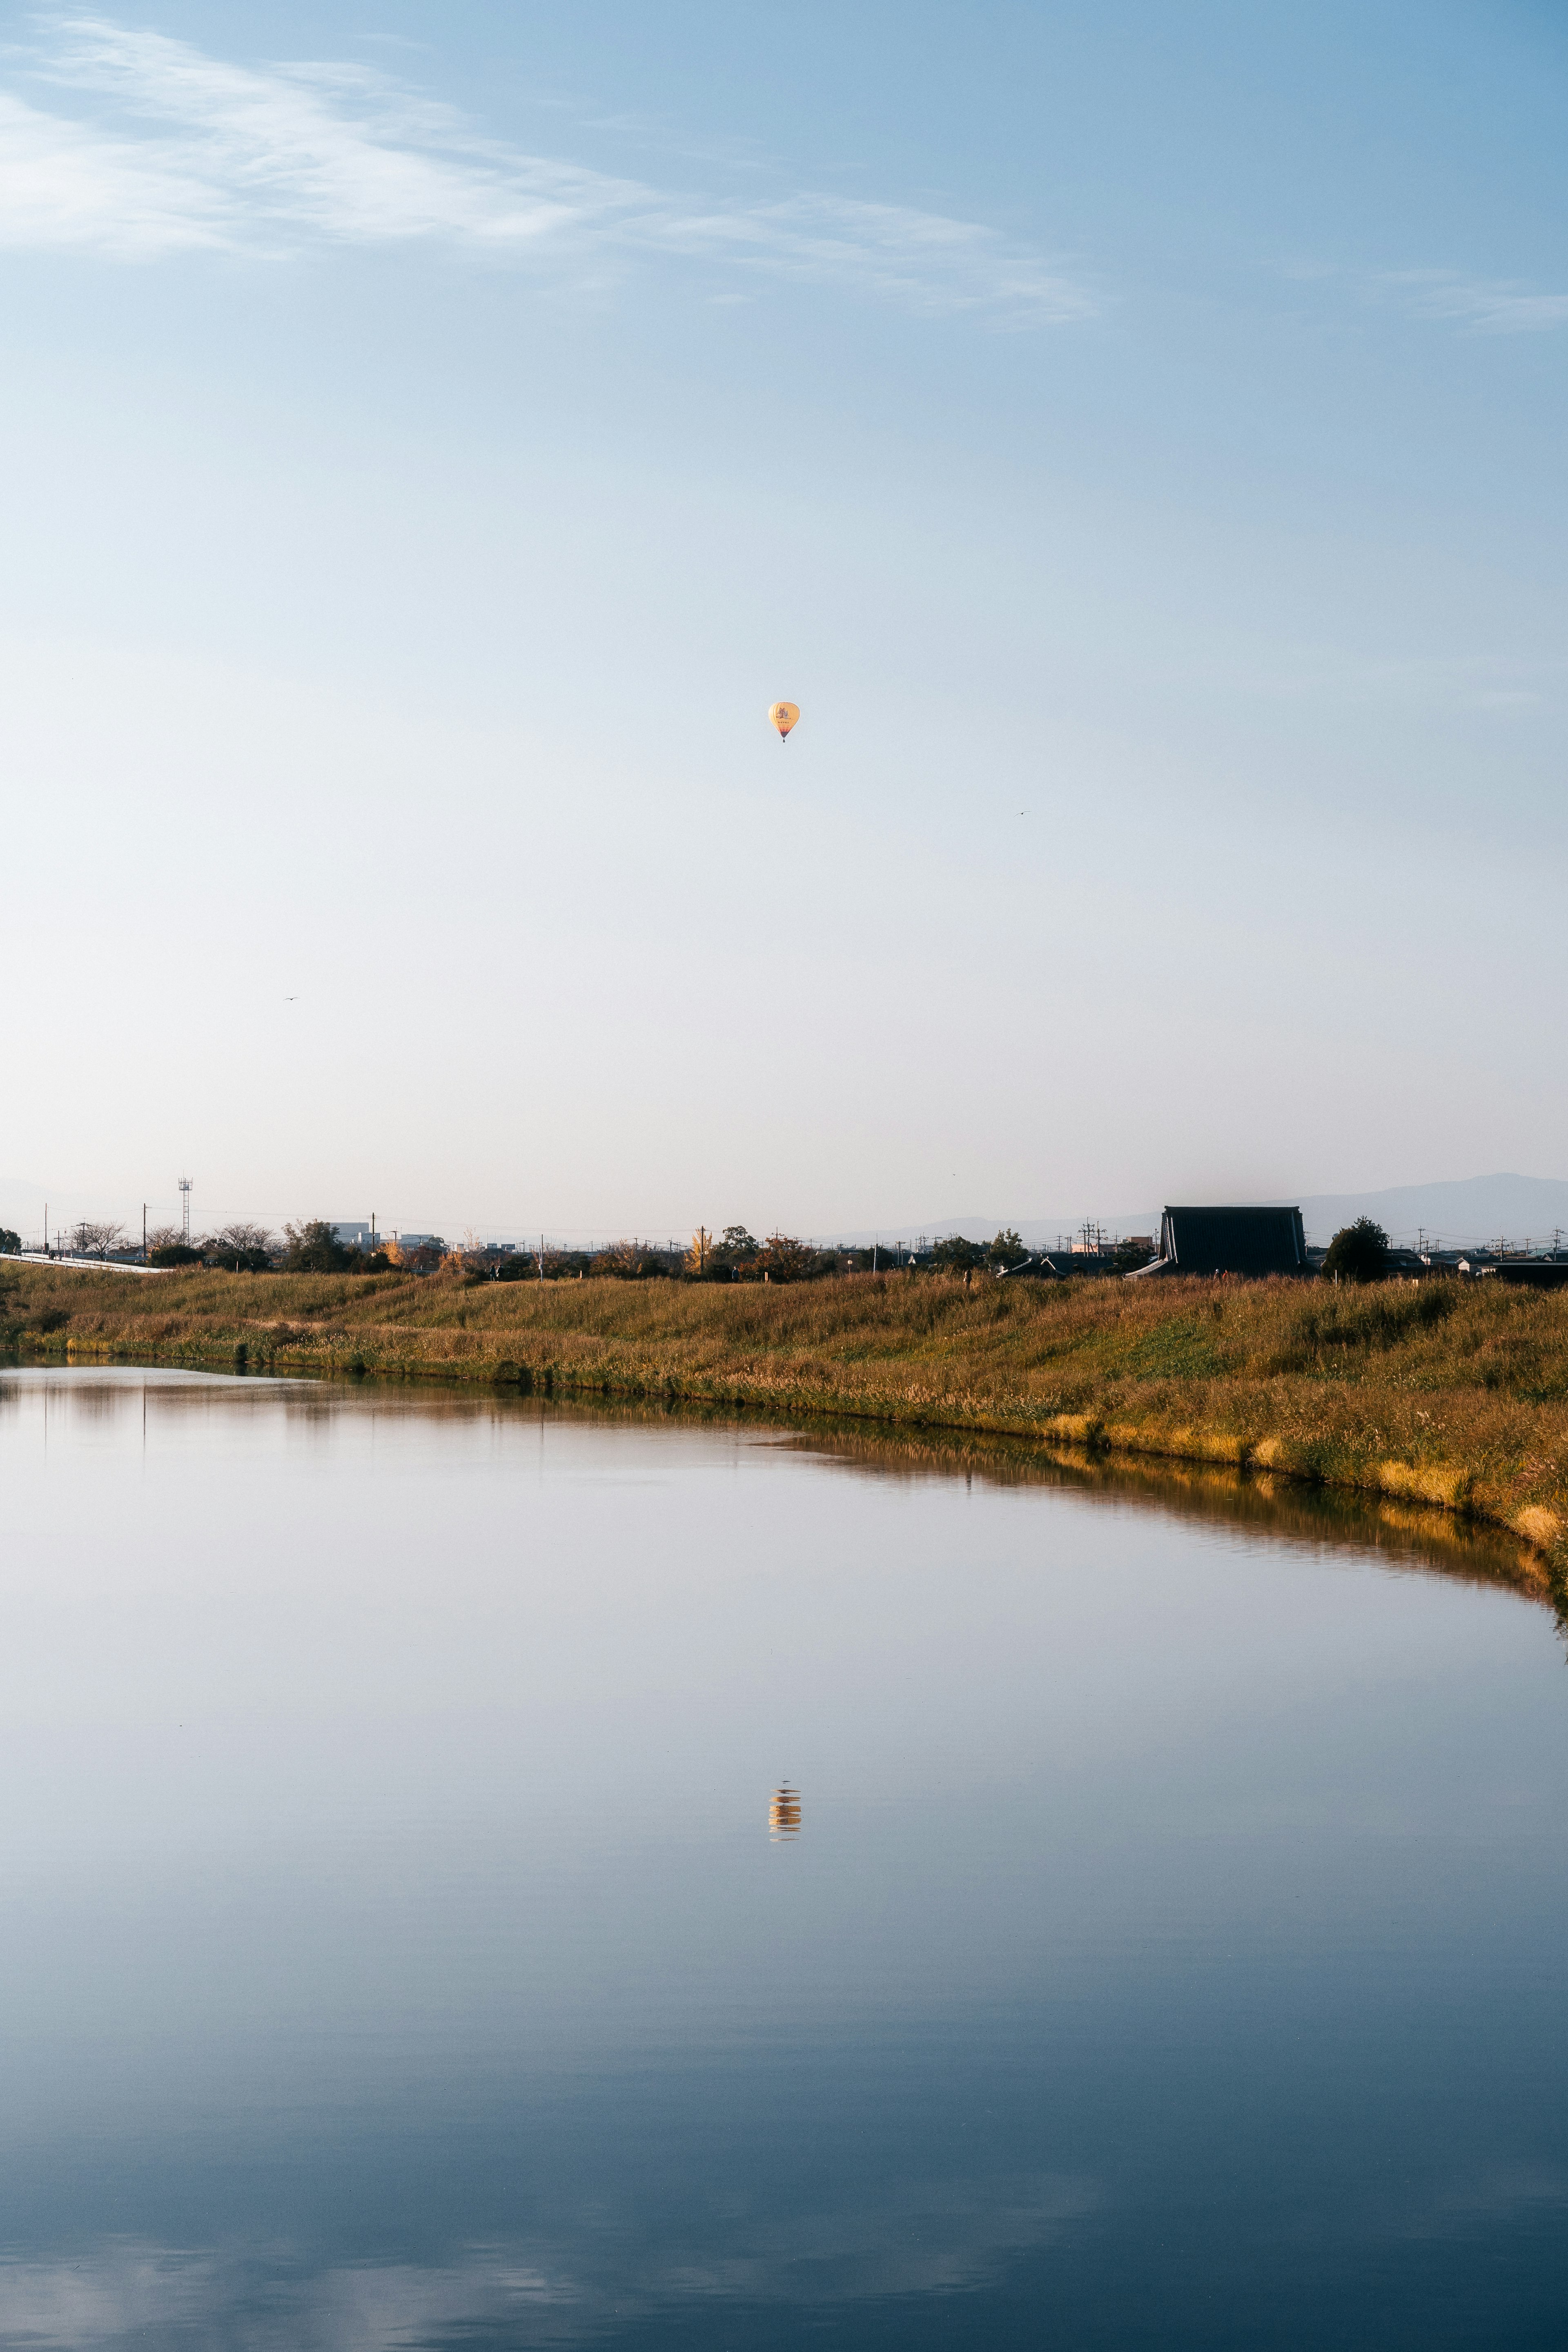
768, 701, 800, 741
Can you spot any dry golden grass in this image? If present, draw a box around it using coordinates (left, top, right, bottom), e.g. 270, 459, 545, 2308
7, 1262, 1568, 1578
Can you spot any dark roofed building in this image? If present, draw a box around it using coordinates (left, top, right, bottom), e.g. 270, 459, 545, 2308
1128, 1205, 1308, 1278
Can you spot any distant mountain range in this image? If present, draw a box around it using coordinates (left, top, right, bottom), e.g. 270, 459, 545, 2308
840, 1175, 1568, 1252
1278, 1174, 1568, 1248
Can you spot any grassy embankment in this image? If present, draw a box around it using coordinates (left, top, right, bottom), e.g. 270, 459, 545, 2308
6, 1261, 1568, 1580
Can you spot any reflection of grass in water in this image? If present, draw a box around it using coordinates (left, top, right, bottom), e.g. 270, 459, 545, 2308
6, 1264, 1568, 1592
760, 1411, 1555, 1610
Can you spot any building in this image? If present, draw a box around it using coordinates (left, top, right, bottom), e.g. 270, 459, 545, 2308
1127, 1205, 1309, 1278
1457, 1257, 1568, 1287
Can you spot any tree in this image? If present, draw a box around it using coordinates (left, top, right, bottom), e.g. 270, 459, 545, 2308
753, 1232, 816, 1283
282, 1219, 354, 1273
594, 1239, 651, 1278
0, 1227, 20, 1256
69, 1220, 127, 1260
987, 1228, 1027, 1269
1322, 1218, 1390, 1284
709, 1225, 760, 1277
932, 1234, 987, 1272
686, 1226, 713, 1275
202, 1223, 276, 1272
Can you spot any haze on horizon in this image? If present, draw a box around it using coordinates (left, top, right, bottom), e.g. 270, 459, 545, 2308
4, 1, 1566, 1240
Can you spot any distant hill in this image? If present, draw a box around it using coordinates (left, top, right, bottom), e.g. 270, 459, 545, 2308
1287, 1174, 1568, 1248
842, 1175, 1568, 1253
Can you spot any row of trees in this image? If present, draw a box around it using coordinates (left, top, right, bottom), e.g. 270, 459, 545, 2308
468, 1226, 1040, 1284
6, 1218, 1047, 1284
0, 1210, 1433, 1289
24, 1219, 417, 1274
161, 1221, 448, 1274
477, 1229, 859, 1284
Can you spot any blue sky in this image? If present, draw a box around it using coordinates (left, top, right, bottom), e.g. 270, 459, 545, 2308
3, 2, 1566, 1240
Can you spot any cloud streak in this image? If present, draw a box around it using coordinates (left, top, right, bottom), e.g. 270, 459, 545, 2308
1388, 269, 1568, 334
0, 17, 1096, 325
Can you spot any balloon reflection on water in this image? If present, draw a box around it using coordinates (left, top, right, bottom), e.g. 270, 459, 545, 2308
768, 1783, 801, 1840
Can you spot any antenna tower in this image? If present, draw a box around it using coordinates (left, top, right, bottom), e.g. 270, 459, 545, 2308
178, 1178, 193, 1242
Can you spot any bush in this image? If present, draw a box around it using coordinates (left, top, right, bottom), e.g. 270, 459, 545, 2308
1322, 1218, 1391, 1284
150, 1242, 203, 1266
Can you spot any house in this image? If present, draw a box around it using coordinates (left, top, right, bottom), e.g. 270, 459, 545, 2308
1127, 1205, 1309, 1279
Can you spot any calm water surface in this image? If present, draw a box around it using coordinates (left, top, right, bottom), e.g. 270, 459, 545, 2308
0, 1367, 1564, 2349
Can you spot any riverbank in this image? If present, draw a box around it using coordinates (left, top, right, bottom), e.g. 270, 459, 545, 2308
6, 1260, 1568, 1581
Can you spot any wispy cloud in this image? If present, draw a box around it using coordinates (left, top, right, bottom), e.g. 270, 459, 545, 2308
1386, 269, 1568, 334
0, 17, 1097, 325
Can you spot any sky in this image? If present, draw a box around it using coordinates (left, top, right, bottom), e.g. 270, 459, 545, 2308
2, 1, 1566, 1243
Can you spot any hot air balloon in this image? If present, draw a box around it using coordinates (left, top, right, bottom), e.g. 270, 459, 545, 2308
768, 701, 799, 744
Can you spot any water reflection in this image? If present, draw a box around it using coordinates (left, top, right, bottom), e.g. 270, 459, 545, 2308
0, 1364, 1564, 2348
2, 1360, 1547, 1615
0, 2164, 1102, 2349
769, 1782, 801, 1840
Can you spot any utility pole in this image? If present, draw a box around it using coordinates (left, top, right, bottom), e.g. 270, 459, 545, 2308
143, 1204, 147, 1262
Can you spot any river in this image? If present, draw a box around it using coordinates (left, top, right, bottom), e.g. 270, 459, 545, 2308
0, 1366, 1564, 2348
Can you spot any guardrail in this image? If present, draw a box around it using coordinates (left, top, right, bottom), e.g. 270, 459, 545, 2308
1, 1253, 167, 1277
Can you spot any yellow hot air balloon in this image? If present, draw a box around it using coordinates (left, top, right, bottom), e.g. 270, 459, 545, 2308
768, 701, 800, 743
